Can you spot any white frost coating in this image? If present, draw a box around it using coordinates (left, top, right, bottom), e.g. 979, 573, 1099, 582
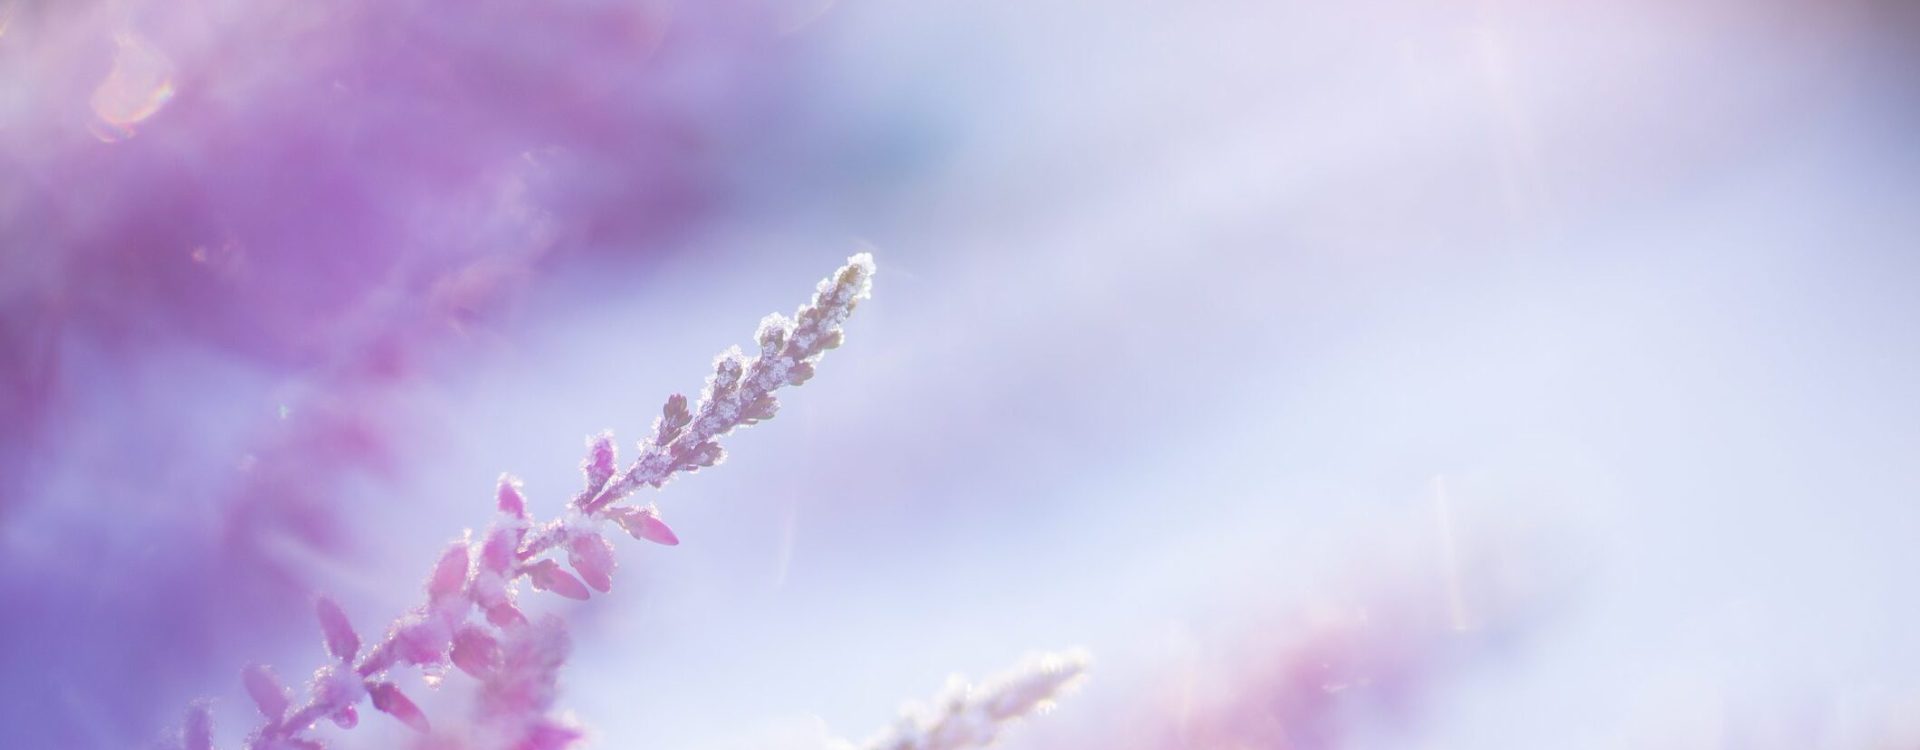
859, 650, 1090, 750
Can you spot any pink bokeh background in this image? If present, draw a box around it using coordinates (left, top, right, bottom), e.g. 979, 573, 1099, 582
5, 0, 1920, 747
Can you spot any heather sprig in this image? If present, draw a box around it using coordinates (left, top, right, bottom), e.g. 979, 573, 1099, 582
171, 254, 875, 750
858, 651, 1091, 750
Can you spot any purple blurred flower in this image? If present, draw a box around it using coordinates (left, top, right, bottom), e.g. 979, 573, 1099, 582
1, 0, 812, 745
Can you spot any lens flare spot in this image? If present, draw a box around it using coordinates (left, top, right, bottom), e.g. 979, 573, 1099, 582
89, 32, 175, 142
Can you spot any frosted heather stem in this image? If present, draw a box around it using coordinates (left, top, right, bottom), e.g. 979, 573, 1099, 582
517, 253, 875, 559
861, 651, 1091, 750
176, 254, 875, 750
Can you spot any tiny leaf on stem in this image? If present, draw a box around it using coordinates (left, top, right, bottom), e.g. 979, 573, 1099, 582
315, 596, 360, 662
241, 664, 290, 722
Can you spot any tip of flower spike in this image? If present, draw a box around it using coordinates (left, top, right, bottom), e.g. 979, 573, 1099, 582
845, 251, 875, 276
841, 252, 876, 299
1036, 648, 1092, 673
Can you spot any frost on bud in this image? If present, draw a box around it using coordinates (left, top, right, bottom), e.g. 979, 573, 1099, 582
525, 559, 591, 601
840, 252, 876, 298
451, 625, 502, 678
682, 441, 724, 470
702, 350, 746, 407
242, 664, 290, 722
580, 432, 617, 501
428, 542, 470, 603
315, 596, 360, 662
357, 640, 399, 676
394, 616, 452, 665
739, 396, 778, 426
311, 662, 367, 714
656, 393, 692, 445
497, 474, 529, 519
609, 505, 679, 546
183, 701, 213, 750
368, 682, 431, 733
713, 348, 746, 381
818, 330, 844, 350
785, 362, 814, 386
567, 532, 617, 593
756, 313, 793, 355
479, 526, 517, 574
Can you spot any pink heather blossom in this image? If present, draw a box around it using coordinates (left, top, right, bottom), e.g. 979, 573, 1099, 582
564, 533, 617, 593
607, 505, 680, 546
168, 254, 886, 749
523, 560, 591, 603
496, 477, 530, 521
241, 665, 292, 724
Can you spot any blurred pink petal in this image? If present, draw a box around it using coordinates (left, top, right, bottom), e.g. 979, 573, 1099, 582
451, 625, 503, 678
519, 720, 586, 750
